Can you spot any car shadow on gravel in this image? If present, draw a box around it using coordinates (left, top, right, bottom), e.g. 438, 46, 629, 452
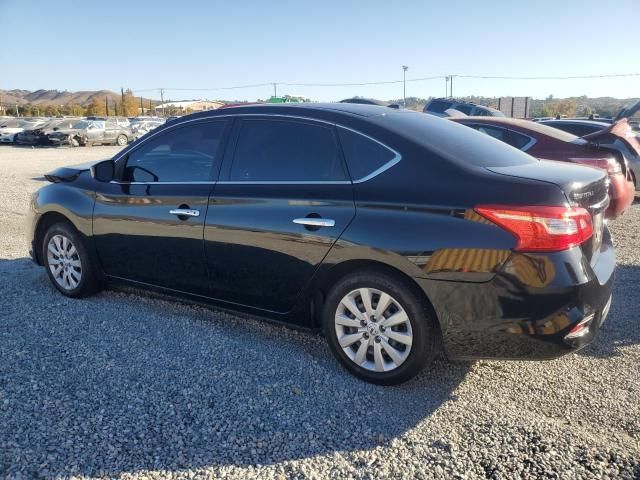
576, 264, 640, 359
0, 258, 471, 478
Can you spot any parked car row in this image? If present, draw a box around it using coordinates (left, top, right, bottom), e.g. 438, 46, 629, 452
434, 100, 640, 219
29, 102, 617, 384
0, 116, 166, 147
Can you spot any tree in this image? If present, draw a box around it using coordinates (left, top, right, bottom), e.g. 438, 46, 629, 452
63, 103, 85, 116
43, 104, 61, 117
121, 89, 138, 116
86, 97, 106, 116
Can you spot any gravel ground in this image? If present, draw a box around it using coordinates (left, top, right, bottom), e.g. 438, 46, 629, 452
0, 145, 639, 480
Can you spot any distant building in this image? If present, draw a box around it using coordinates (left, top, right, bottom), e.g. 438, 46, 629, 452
153, 100, 224, 113
497, 97, 532, 118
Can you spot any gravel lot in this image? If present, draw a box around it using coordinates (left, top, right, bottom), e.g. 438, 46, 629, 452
0, 145, 639, 480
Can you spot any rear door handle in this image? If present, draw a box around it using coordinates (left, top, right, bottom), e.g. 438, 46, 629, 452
169, 208, 200, 217
293, 218, 335, 227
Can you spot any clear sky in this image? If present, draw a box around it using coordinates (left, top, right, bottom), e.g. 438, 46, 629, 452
1, 0, 638, 102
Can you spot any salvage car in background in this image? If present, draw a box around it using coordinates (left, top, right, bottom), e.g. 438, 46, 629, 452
27, 103, 614, 384
47, 119, 133, 147
16, 119, 79, 146
0, 119, 44, 143
130, 119, 165, 139
451, 116, 635, 218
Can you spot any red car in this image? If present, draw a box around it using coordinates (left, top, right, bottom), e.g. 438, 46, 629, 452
451, 117, 635, 219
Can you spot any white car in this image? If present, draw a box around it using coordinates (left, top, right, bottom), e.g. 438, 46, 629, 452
130, 120, 164, 139
0, 119, 44, 143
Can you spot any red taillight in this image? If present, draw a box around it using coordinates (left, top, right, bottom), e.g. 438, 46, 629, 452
475, 205, 593, 252
569, 157, 621, 175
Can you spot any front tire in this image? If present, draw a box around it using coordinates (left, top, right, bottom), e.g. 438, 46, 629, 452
42, 222, 101, 298
116, 134, 128, 146
323, 269, 438, 385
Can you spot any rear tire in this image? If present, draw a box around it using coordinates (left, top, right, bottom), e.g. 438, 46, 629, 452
322, 269, 438, 385
42, 222, 101, 298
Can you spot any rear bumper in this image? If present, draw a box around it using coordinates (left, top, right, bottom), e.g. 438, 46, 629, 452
606, 173, 635, 218
416, 229, 615, 360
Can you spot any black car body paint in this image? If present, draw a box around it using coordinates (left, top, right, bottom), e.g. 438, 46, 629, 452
27, 104, 615, 360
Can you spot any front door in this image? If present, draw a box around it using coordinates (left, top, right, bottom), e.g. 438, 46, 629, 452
93, 119, 229, 295
204, 117, 356, 314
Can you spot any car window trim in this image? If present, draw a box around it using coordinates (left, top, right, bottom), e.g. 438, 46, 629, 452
336, 125, 402, 184
111, 113, 402, 185
465, 122, 537, 152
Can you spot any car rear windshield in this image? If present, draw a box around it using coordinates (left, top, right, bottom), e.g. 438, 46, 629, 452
514, 120, 579, 142
375, 110, 539, 168
425, 100, 453, 114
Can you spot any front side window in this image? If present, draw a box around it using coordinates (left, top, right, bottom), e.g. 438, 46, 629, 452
230, 119, 346, 182
337, 128, 396, 181
123, 121, 226, 182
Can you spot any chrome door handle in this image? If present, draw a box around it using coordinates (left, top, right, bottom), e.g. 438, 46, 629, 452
169, 208, 200, 217
293, 218, 335, 227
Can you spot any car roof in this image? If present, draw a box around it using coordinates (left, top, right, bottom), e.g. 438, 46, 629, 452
177, 102, 401, 122
541, 119, 612, 127
452, 116, 580, 142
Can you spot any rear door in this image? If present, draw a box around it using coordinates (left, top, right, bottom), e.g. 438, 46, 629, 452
93, 119, 229, 294
203, 116, 356, 314
103, 119, 119, 144
86, 120, 105, 144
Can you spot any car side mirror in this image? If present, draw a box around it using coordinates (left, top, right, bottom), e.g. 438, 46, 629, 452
91, 159, 115, 182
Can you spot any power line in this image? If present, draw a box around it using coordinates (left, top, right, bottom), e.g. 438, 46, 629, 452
456, 73, 640, 80
131, 72, 640, 95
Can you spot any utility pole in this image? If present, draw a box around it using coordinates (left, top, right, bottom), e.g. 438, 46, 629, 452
121, 87, 124, 115
402, 66, 408, 107
160, 88, 165, 118
445, 76, 449, 97
450, 75, 454, 97
105, 96, 109, 116
273, 83, 277, 98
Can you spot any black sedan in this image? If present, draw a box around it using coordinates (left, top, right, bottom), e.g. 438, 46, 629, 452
27, 103, 614, 384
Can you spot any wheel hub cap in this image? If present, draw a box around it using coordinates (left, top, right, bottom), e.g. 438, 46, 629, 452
47, 234, 82, 291
334, 288, 413, 373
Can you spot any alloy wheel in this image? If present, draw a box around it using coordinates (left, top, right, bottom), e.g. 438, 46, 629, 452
334, 288, 413, 372
47, 234, 82, 290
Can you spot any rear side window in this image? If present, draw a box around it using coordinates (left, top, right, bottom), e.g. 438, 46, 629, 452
123, 121, 226, 182
475, 125, 532, 150
477, 126, 508, 142
230, 119, 346, 181
509, 131, 533, 149
425, 100, 453, 114
337, 128, 397, 181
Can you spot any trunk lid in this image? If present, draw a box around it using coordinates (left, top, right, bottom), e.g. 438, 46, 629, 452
486, 160, 609, 262
582, 118, 640, 156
